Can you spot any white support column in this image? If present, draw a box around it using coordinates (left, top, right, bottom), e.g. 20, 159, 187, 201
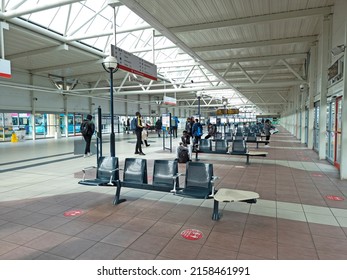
63, 95, 68, 137
308, 45, 317, 149
340, 22, 347, 179
318, 16, 330, 159
30, 74, 36, 140
300, 91, 306, 143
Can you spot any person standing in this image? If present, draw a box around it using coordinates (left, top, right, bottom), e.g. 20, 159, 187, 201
192, 118, 203, 147
172, 116, 179, 138
263, 119, 272, 147
126, 118, 130, 134
142, 125, 150, 147
134, 112, 145, 155
155, 118, 162, 137
81, 114, 95, 157
185, 117, 193, 137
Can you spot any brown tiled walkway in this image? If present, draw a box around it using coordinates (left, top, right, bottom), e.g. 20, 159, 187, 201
1, 127, 347, 259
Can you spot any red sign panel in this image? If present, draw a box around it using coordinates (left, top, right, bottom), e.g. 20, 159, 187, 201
64, 210, 83, 217
326, 195, 344, 201
181, 229, 203, 240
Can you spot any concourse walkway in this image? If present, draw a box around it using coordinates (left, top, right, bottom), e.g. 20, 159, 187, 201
0, 128, 347, 260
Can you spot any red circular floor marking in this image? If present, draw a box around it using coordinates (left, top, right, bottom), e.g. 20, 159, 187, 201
64, 210, 84, 217
326, 195, 344, 201
181, 229, 203, 240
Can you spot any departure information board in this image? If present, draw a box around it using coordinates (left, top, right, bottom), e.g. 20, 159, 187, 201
111, 44, 157, 81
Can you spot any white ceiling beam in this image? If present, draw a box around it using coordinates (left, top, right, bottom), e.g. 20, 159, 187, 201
235, 62, 255, 84
234, 80, 303, 88
178, 65, 195, 89
192, 36, 317, 52
280, 59, 305, 81
0, 0, 82, 19
197, 65, 213, 87
256, 59, 279, 84
207, 53, 307, 64
169, 7, 332, 33
8, 0, 27, 10
67, 5, 109, 37
31, 59, 101, 74
7, 44, 69, 60
72, 84, 231, 95
120, 0, 241, 94
65, 24, 151, 42
215, 64, 302, 73
9, 18, 106, 58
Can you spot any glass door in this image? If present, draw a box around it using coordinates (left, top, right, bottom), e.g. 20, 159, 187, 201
334, 97, 342, 169
326, 101, 335, 163
304, 107, 308, 145
313, 102, 320, 152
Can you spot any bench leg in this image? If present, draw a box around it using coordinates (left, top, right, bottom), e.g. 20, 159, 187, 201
212, 200, 221, 220
246, 155, 250, 165
113, 182, 126, 205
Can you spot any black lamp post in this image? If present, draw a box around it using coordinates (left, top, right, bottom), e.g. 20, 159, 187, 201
223, 101, 227, 135
102, 55, 118, 157
196, 91, 202, 121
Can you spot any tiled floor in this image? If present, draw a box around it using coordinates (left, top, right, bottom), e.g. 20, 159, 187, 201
1, 127, 347, 260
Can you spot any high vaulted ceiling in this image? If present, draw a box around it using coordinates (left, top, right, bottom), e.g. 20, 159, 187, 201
0, 0, 334, 115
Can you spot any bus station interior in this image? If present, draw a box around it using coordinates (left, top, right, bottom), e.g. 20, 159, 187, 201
1, 0, 347, 260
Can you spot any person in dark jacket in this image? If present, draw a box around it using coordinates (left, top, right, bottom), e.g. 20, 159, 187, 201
134, 111, 145, 155
81, 114, 95, 157
155, 118, 162, 137
192, 118, 203, 146
263, 119, 272, 147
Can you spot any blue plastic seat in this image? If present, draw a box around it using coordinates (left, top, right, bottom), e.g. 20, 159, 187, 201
79, 156, 119, 186
122, 158, 147, 188
199, 139, 212, 152
176, 162, 217, 199
152, 159, 180, 192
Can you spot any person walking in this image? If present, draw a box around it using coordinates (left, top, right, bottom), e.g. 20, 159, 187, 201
81, 114, 95, 157
134, 111, 145, 155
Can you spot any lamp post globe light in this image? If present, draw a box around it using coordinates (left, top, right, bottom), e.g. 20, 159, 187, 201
196, 91, 202, 121
102, 55, 118, 157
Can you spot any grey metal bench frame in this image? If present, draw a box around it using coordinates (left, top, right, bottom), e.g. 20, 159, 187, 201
113, 158, 181, 204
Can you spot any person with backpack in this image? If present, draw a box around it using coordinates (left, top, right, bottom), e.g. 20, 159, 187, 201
175, 130, 192, 162
134, 111, 145, 155
81, 114, 95, 157
192, 118, 203, 147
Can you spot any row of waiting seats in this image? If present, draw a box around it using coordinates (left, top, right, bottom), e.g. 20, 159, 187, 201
78, 157, 218, 204
78, 156, 260, 220
197, 139, 268, 164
